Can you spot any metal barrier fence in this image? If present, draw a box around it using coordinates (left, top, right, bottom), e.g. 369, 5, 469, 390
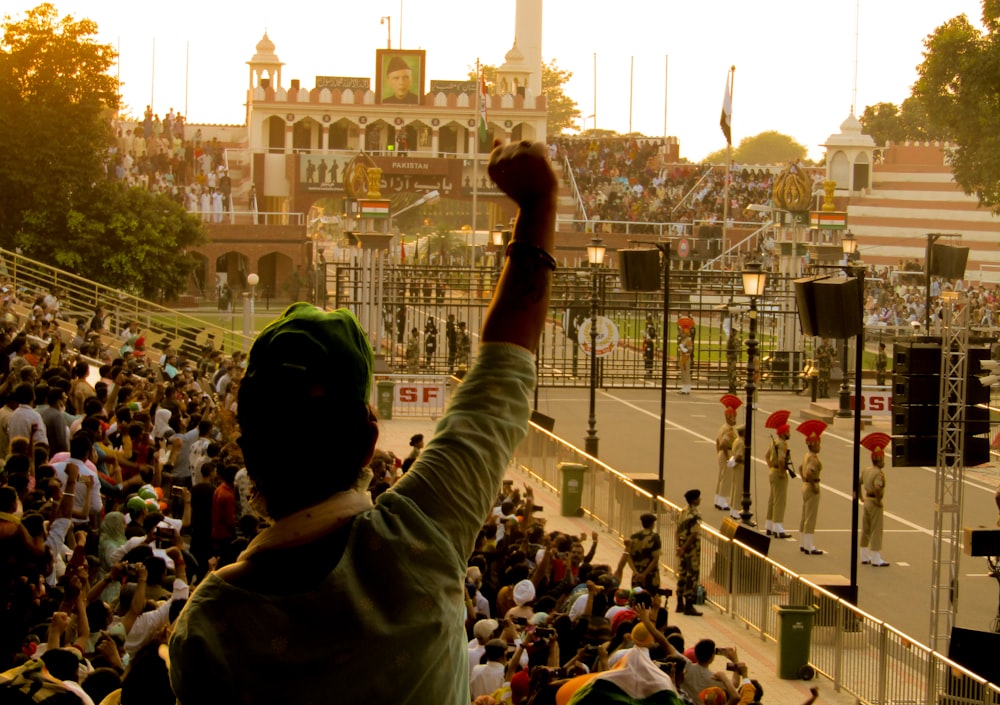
511, 423, 1000, 705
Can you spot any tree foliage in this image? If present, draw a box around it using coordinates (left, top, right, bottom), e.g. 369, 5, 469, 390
0, 4, 204, 297
541, 60, 581, 136
912, 4, 1000, 212
473, 58, 581, 137
859, 97, 939, 146
701, 131, 807, 165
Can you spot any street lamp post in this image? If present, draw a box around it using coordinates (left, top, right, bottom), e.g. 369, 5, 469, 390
243, 272, 259, 349
740, 261, 767, 525
842, 231, 864, 604
585, 236, 606, 457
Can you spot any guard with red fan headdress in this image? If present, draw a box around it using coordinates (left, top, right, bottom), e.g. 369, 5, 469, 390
764, 410, 793, 538
714, 394, 742, 510
797, 419, 827, 554
678, 316, 694, 394
860, 432, 891, 567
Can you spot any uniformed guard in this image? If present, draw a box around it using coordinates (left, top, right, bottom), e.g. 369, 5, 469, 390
875, 342, 888, 386
675, 488, 703, 616
643, 314, 657, 378
728, 424, 746, 521
815, 339, 833, 398
860, 432, 891, 567
678, 316, 694, 394
726, 328, 740, 393
764, 409, 794, 538
715, 394, 741, 511
797, 419, 827, 554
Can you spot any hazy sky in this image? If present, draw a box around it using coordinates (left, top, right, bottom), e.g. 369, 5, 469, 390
15, 1, 986, 161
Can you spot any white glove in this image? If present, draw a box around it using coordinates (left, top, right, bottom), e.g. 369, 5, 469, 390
727, 457, 736, 469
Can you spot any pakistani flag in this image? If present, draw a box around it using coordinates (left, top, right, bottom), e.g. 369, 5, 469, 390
720, 67, 733, 146
479, 70, 489, 141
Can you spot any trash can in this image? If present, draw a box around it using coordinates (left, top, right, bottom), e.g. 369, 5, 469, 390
773, 605, 817, 680
559, 463, 587, 516
376, 380, 395, 420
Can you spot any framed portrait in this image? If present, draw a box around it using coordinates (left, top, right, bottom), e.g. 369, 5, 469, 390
375, 49, 425, 105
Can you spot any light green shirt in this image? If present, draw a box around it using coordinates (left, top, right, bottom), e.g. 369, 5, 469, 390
169, 343, 534, 705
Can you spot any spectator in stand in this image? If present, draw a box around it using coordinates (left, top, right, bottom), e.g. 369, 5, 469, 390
168, 138, 557, 704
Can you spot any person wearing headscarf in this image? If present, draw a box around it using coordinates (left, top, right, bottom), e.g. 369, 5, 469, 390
98, 511, 127, 602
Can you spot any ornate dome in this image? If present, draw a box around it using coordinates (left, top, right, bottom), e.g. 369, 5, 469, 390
505, 41, 525, 63
839, 113, 863, 134
250, 32, 282, 65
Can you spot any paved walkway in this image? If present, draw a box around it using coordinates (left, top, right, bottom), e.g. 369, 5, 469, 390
380, 417, 861, 705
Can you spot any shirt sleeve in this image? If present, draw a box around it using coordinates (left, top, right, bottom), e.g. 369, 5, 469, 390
390, 343, 534, 561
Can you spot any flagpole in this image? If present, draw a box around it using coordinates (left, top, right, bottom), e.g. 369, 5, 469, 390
722, 65, 734, 245
471, 58, 480, 259
663, 54, 668, 138
629, 56, 634, 135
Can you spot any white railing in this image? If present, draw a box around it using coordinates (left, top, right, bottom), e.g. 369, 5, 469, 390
512, 423, 1000, 705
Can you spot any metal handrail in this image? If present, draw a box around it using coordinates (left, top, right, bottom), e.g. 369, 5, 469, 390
0, 248, 253, 354
670, 165, 716, 217
560, 153, 589, 224
703, 219, 775, 271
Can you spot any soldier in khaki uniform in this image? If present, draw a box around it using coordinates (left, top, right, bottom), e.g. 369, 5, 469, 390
860, 432, 891, 567
728, 425, 746, 521
815, 339, 833, 398
714, 394, 741, 511
797, 419, 827, 554
763, 409, 793, 538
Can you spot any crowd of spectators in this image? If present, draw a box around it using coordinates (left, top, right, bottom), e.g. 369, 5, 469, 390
551, 137, 824, 229
0, 286, 278, 703
862, 263, 1000, 331
107, 107, 233, 220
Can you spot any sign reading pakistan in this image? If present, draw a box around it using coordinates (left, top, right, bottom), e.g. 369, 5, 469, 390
315, 76, 371, 91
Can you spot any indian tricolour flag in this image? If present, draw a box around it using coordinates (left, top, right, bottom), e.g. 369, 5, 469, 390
479, 68, 489, 141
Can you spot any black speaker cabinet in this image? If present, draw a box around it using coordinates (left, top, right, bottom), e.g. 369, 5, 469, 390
719, 517, 770, 557
892, 374, 940, 404
948, 627, 1000, 685
891, 436, 989, 467
893, 342, 941, 375
794, 276, 862, 338
892, 404, 988, 436
962, 527, 1000, 557
794, 276, 821, 337
530, 410, 555, 432
618, 249, 661, 292
930, 243, 969, 280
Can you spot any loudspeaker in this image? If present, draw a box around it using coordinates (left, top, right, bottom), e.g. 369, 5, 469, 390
891, 436, 988, 467
892, 374, 940, 404
530, 410, 555, 432
892, 404, 988, 435
618, 249, 661, 292
948, 627, 1000, 684
793, 276, 822, 337
720, 517, 770, 557
893, 343, 941, 374
794, 276, 862, 338
930, 243, 970, 280
962, 527, 1000, 557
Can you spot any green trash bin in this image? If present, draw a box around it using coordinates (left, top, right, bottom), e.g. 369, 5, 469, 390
559, 463, 587, 516
773, 605, 817, 680
376, 380, 395, 420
